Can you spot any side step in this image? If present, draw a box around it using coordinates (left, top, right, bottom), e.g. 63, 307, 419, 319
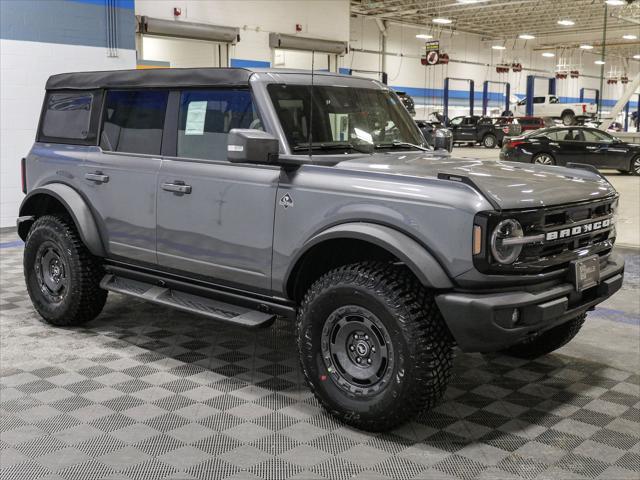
100, 274, 276, 328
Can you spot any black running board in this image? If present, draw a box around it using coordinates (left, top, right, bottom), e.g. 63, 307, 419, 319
100, 274, 277, 328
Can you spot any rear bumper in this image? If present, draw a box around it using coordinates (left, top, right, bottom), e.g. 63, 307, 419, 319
435, 254, 624, 352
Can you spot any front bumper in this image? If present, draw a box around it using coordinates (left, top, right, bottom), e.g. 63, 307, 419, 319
435, 254, 624, 352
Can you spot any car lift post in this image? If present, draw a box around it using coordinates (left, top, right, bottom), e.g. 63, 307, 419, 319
525, 75, 556, 116
579, 87, 600, 106
444, 77, 474, 120
482, 80, 510, 116
623, 94, 640, 132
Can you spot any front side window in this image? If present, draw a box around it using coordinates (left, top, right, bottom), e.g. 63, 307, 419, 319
267, 84, 424, 153
450, 117, 464, 126
583, 129, 613, 142
177, 89, 260, 161
101, 90, 169, 155
533, 97, 545, 104
41, 92, 95, 141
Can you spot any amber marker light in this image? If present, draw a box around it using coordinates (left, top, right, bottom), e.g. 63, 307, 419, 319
473, 225, 483, 255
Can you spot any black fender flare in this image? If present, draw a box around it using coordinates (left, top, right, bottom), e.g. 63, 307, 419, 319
18, 184, 106, 257
286, 222, 453, 291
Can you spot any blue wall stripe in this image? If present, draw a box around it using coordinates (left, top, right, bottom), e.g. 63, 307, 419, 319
0, 0, 135, 50
230, 59, 271, 68
67, 0, 134, 9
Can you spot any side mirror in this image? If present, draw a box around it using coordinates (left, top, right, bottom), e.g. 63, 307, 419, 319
434, 128, 453, 152
227, 129, 279, 164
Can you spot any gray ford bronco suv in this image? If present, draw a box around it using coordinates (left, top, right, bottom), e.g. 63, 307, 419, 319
18, 68, 624, 431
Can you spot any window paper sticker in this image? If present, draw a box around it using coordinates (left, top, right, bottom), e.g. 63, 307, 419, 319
185, 101, 207, 135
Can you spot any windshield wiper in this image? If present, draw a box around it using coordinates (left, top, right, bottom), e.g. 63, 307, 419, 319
374, 141, 428, 151
292, 143, 372, 154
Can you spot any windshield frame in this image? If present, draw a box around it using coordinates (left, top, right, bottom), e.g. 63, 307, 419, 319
265, 81, 427, 155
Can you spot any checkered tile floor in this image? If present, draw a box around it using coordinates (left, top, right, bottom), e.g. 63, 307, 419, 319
1, 233, 639, 480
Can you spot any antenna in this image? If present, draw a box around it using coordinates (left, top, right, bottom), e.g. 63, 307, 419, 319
308, 50, 315, 158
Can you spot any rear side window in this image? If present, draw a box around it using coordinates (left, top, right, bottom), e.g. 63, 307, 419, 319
39, 91, 101, 144
101, 90, 169, 155
177, 89, 260, 161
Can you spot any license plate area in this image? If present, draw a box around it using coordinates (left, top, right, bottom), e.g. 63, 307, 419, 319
570, 255, 600, 292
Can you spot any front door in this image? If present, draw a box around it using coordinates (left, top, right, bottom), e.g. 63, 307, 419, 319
554, 128, 588, 163
81, 89, 170, 264
582, 129, 630, 170
156, 88, 279, 292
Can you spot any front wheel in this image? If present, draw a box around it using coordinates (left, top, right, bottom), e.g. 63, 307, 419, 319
502, 314, 586, 359
482, 134, 497, 148
297, 262, 453, 431
533, 153, 555, 165
24, 215, 107, 326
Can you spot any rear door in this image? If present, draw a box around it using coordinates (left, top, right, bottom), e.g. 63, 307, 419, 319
156, 88, 280, 291
81, 89, 168, 264
552, 128, 588, 164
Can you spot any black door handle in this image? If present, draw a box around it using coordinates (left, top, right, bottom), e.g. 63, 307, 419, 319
85, 172, 109, 183
162, 182, 192, 194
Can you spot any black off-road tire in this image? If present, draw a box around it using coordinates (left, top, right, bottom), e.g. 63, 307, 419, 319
482, 133, 497, 148
502, 314, 586, 359
24, 215, 107, 326
297, 262, 453, 431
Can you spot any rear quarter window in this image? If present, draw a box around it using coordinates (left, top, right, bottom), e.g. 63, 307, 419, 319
38, 91, 102, 144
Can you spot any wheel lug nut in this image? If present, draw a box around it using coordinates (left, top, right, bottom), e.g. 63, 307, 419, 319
356, 357, 361, 363
349, 345, 355, 351
367, 358, 371, 364
364, 335, 369, 340
354, 334, 359, 340
371, 347, 376, 353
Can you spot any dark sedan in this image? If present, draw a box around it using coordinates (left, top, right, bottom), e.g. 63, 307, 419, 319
500, 126, 640, 175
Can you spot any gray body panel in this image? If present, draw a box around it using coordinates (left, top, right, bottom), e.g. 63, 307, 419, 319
156, 157, 280, 291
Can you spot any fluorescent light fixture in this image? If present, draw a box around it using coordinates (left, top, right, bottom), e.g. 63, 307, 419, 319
623, 34, 638, 40
542, 52, 555, 57
457, 0, 483, 3
580, 44, 594, 49
519, 34, 535, 40
432, 17, 453, 24
605, 0, 625, 5
594, 60, 606, 65
416, 34, 433, 39
557, 19, 575, 26
492, 45, 506, 50
634, 54, 640, 60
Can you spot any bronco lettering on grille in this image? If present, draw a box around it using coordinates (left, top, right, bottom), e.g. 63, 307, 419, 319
545, 218, 611, 241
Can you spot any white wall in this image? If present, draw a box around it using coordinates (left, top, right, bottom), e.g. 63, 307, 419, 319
348, 16, 639, 120
135, 0, 350, 66
0, 40, 135, 228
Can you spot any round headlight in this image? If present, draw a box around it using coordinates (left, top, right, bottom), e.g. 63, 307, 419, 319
491, 219, 524, 264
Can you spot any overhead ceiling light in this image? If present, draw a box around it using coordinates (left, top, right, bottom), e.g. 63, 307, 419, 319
416, 34, 433, 39
594, 60, 606, 65
457, 0, 483, 3
580, 44, 594, 49
623, 34, 638, 40
557, 19, 575, 26
432, 17, 453, 24
605, 0, 626, 5
634, 54, 640, 60
492, 45, 506, 50
542, 52, 555, 57
519, 34, 535, 40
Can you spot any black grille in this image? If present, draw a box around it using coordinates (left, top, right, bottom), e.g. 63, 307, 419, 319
475, 196, 617, 274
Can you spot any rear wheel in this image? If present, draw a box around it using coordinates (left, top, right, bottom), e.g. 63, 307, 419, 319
502, 314, 586, 359
482, 134, 497, 148
24, 215, 107, 326
297, 262, 453, 431
561, 111, 576, 126
533, 153, 555, 165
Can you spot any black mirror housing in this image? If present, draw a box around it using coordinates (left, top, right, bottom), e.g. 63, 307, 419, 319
227, 129, 279, 164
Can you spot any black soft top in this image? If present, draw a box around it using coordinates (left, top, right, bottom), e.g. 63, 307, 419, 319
45, 67, 254, 91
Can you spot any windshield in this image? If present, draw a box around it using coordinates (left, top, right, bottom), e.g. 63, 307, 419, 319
267, 84, 425, 153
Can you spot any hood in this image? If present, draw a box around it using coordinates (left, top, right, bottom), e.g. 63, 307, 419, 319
334, 153, 616, 210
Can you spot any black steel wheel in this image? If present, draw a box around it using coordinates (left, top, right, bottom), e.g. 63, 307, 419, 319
321, 306, 394, 396
298, 262, 453, 431
24, 215, 107, 326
